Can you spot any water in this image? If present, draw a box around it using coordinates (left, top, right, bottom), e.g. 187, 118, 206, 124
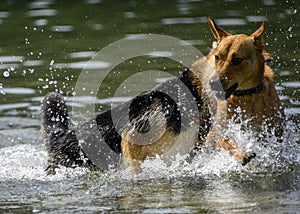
0, 0, 299, 213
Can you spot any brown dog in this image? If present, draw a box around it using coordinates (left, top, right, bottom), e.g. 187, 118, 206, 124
191, 17, 285, 164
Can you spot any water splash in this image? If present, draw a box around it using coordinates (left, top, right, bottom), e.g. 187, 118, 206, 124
0, 116, 298, 184
120, 118, 300, 181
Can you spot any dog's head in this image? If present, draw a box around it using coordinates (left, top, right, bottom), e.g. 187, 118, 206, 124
207, 17, 270, 100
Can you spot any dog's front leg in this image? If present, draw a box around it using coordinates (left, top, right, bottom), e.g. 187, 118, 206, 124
206, 128, 256, 165
217, 138, 256, 165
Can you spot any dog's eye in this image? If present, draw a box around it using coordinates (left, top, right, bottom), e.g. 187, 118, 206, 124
215, 55, 220, 62
231, 58, 243, 65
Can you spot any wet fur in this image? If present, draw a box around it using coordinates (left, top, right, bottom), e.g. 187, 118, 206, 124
191, 17, 285, 164
41, 17, 285, 173
41, 70, 210, 173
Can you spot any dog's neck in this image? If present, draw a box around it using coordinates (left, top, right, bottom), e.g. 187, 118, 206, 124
233, 81, 264, 96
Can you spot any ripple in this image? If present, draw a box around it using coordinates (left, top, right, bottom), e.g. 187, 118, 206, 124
286, 108, 300, 115
161, 17, 206, 25
215, 18, 247, 26
93, 23, 103, 30
69, 51, 97, 59
97, 96, 132, 105
125, 34, 149, 40
67, 96, 131, 105
28, 0, 54, 9
0, 56, 24, 63
33, 19, 48, 26
0, 63, 19, 70
262, 0, 276, 6
181, 40, 205, 46
147, 51, 173, 58
27, 9, 58, 17
0, 11, 10, 18
155, 77, 173, 84
1, 87, 35, 95
124, 11, 136, 19
54, 61, 111, 70
281, 82, 300, 88
0, 117, 39, 129
23, 60, 44, 66
0, 103, 31, 112
50, 25, 74, 32
85, 0, 103, 4
246, 16, 267, 22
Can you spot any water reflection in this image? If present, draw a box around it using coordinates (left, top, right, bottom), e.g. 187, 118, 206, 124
246, 15, 267, 22
69, 51, 97, 59
0, 12, 10, 18
23, 60, 43, 67
161, 17, 207, 25
50, 25, 75, 32
26, 9, 58, 17
0, 56, 24, 63
33, 19, 48, 26
1, 88, 35, 95
54, 61, 111, 70
214, 18, 247, 26
28, 0, 54, 9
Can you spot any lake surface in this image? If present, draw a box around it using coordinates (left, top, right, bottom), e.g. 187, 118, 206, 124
0, 0, 299, 213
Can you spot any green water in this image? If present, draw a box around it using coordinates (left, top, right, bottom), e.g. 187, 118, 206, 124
0, 0, 299, 213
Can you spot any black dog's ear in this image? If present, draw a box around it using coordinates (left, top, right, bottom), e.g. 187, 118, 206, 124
262, 51, 272, 62
208, 17, 231, 42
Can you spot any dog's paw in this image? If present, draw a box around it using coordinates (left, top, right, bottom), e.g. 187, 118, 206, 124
242, 152, 256, 166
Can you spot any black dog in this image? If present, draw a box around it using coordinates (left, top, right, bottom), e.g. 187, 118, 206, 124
41, 68, 211, 174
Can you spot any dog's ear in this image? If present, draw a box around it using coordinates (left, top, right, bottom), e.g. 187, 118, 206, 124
208, 17, 231, 42
250, 21, 265, 51
262, 51, 273, 62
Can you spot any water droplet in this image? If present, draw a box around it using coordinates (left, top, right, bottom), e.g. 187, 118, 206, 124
3, 71, 9, 77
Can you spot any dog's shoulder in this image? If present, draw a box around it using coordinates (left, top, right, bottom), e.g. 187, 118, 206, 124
263, 64, 275, 81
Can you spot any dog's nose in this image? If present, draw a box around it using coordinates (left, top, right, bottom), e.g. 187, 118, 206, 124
210, 79, 223, 91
